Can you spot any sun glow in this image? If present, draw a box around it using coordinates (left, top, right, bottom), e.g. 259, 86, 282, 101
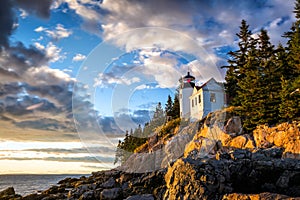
0, 140, 115, 174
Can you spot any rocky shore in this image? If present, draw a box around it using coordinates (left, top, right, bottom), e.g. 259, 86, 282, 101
1, 110, 300, 200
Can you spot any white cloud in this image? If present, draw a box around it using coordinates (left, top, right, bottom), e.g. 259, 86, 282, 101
94, 73, 140, 87
46, 24, 72, 40
45, 42, 65, 63
34, 24, 72, 40
135, 84, 159, 90
34, 42, 65, 63
34, 42, 45, 50
19, 9, 28, 19
53, 0, 101, 34
34, 26, 46, 32
72, 53, 86, 62
26, 66, 74, 85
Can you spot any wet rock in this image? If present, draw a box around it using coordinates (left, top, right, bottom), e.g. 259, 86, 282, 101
42, 185, 65, 195
101, 177, 116, 188
79, 190, 95, 200
0, 187, 21, 200
125, 194, 154, 200
0, 187, 15, 196
222, 192, 298, 200
100, 188, 122, 200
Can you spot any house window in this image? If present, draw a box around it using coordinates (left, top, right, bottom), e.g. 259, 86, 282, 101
198, 95, 201, 103
195, 97, 197, 105
210, 93, 216, 102
192, 99, 194, 107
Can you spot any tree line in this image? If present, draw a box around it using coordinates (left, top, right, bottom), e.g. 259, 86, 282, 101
223, 0, 300, 131
114, 94, 180, 164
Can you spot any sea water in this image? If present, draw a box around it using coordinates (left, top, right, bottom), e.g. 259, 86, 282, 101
0, 174, 88, 196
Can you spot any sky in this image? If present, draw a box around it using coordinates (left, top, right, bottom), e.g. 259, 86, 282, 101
0, 0, 296, 174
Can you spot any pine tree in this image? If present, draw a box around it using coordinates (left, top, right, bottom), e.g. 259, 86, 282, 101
171, 94, 180, 119
223, 20, 253, 106
285, 0, 300, 72
165, 95, 173, 117
236, 36, 260, 131
280, 0, 300, 121
256, 29, 281, 125
279, 77, 300, 121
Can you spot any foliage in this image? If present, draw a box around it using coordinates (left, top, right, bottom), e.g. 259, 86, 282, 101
115, 92, 182, 164
222, 19, 253, 106
156, 118, 181, 138
223, 0, 300, 132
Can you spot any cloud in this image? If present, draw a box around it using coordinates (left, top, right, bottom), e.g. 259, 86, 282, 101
34, 42, 66, 63
94, 73, 140, 87
34, 26, 47, 32
135, 84, 159, 90
72, 53, 86, 62
35, 24, 73, 40
54, 0, 103, 34
0, 0, 16, 47
0, 0, 99, 134
19, 9, 28, 19
26, 66, 74, 85
15, 0, 53, 18
96, 0, 295, 69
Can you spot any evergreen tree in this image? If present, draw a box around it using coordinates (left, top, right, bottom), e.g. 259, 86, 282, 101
236, 36, 260, 131
171, 94, 180, 119
280, 0, 300, 121
256, 29, 281, 125
279, 77, 300, 121
284, 0, 300, 73
165, 95, 173, 117
151, 102, 165, 128
223, 20, 253, 106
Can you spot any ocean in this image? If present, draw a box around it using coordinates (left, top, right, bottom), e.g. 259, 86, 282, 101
0, 174, 88, 196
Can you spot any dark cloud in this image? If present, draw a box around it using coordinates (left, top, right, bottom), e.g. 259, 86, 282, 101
15, 0, 53, 18
0, 0, 52, 47
0, 0, 15, 47
0, 1, 51, 82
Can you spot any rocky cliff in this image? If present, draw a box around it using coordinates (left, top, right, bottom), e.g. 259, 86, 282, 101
1, 109, 300, 200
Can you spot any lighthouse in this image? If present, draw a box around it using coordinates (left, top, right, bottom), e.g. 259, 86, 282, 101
179, 71, 195, 119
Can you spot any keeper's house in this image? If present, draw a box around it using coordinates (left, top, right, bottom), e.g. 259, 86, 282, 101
179, 71, 225, 121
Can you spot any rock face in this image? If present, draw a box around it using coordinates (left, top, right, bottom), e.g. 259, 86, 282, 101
1, 110, 299, 200
119, 121, 199, 173
254, 122, 300, 159
222, 192, 300, 200
165, 148, 300, 199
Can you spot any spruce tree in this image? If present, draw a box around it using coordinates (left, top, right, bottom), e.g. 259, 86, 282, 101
280, 0, 300, 121
236, 36, 260, 131
256, 29, 281, 125
171, 94, 180, 119
165, 95, 173, 117
223, 20, 253, 106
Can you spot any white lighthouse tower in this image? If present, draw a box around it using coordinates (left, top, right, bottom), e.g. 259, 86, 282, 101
179, 71, 195, 119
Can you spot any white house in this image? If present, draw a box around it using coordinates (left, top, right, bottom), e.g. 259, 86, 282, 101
179, 72, 225, 121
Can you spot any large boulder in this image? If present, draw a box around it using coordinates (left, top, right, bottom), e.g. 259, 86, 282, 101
0, 187, 21, 200
100, 188, 122, 200
125, 194, 154, 200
